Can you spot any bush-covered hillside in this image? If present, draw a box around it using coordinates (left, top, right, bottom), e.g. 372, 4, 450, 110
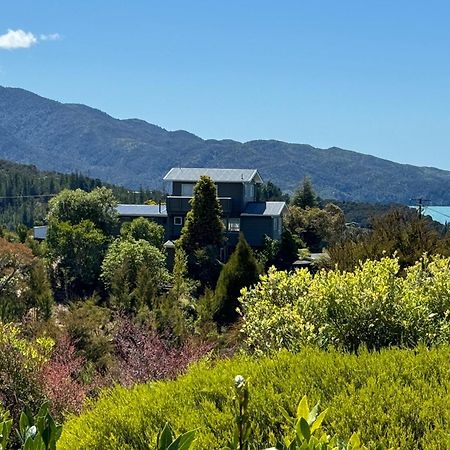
0, 159, 161, 229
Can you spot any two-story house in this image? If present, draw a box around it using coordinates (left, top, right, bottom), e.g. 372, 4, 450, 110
163, 167, 286, 248
33, 167, 287, 252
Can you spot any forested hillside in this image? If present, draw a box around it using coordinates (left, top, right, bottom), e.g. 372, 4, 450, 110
1, 86, 450, 203
0, 159, 161, 229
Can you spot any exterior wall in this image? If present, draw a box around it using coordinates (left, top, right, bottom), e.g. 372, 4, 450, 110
171, 181, 246, 216
216, 182, 244, 215
240, 216, 274, 247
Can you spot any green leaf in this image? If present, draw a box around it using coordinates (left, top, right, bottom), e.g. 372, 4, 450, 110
297, 396, 309, 420
348, 433, 361, 448
158, 423, 174, 449
167, 429, 196, 450
19, 411, 30, 438
310, 409, 328, 434
297, 417, 311, 442
307, 402, 320, 425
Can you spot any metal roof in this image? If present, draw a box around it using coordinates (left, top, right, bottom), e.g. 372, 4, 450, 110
163, 168, 263, 184
241, 201, 286, 217
116, 204, 168, 217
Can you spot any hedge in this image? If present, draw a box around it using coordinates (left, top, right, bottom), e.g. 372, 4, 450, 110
60, 346, 450, 449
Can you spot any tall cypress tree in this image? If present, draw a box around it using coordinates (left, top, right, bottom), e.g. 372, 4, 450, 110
213, 234, 260, 326
179, 176, 224, 253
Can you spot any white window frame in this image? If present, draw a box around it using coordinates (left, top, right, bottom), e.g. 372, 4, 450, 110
228, 218, 240, 232
174, 216, 183, 226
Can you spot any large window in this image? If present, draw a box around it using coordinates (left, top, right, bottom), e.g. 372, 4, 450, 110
228, 218, 240, 232
181, 183, 194, 196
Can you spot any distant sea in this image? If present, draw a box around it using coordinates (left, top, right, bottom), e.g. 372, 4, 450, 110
410, 206, 450, 224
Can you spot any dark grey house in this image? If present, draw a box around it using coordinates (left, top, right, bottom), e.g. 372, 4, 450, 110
34, 168, 287, 251
163, 167, 286, 247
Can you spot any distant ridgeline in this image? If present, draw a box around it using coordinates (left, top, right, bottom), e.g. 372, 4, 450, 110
0, 159, 163, 229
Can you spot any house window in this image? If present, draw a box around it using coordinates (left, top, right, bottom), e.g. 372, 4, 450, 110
228, 218, 240, 232
181, 183, 194, 196
244, 183, 255, 200
273, 217, 281, 233
174, 216, 183, 226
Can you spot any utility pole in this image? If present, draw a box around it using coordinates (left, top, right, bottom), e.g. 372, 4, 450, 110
411, 198, 429, 217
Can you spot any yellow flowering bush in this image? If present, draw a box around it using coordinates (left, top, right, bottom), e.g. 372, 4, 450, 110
240, 255, 450, 353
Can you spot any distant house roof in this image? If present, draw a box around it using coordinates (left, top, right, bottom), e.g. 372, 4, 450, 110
163, 168, 263, 184
117, 204, 168, 217
241, 201, 286, 217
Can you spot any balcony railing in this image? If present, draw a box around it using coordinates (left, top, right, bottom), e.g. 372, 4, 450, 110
166, 196, 232, 214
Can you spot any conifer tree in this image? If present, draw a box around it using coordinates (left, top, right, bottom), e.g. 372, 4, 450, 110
291, 176, 318, 209
179, 176, 224, 253
213, 234, 260, 326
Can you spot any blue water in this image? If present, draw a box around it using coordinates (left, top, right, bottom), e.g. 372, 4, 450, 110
410, 206, 450, 224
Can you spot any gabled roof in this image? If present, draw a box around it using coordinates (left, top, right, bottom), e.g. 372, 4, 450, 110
241, 201, 286, 217
163, 168, 263, 184
116, 204, 168, 217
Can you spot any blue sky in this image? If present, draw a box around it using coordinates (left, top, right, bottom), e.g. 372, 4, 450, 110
1, 1, 449, 170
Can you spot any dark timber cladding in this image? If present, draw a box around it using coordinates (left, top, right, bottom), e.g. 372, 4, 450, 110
163, 167, 286, 248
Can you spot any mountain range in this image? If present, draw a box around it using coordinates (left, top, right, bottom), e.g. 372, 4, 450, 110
1, 85, 450, 204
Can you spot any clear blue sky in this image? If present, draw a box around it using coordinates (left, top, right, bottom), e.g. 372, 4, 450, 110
1, 1, 449, 170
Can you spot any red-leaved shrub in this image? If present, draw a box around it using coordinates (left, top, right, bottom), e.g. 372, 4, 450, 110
39, 334, 88, 417
112, 319, 213, 386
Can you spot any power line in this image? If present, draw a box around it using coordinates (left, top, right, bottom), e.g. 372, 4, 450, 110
426, 207, 450, 221
0, 194, 57, 200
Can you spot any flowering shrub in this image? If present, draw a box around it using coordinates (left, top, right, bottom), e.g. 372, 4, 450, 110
240, 255, 450, 353
39, 334, 88, 418
112, 319, 213, 386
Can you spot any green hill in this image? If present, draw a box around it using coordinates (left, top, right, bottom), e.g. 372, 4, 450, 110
1, 86, 450, 204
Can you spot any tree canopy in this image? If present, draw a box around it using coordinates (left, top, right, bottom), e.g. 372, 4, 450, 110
179, 176, 224, 253
213, 234, 260, 325
291, 177, 318, 209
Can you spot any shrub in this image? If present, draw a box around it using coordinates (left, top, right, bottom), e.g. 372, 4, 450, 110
213, 235, 260, 326
0, 324, 53, 428
59, 347, 450, 449
240, 255, 450, 353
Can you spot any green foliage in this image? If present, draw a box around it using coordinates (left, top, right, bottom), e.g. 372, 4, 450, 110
120, 218, 165, 249
156, 423, 196, 450
285, 204, 345, 253
16, 403, 62, 450
240, 255, 450, 353
46, 220, 109, 298
214, 235, 260, 326
0, 411, 12, 450
179, 176, 224, 253
61, 299, 113, 371
291, 177, 318, 209
0, 158, 163, 230
0, 237, 36, 321
257, 182, 289, 202
0, 324, 53, 429
47, 187, 118, 235
329, 208, 447, 271
60, 347, 450, 449
0, 403, 62, 450
28, 261, 54, 321
101, 239, 169, 313
223, 375, 251, 450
